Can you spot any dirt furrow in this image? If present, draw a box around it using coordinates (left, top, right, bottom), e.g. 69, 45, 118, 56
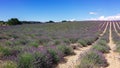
56, 46, 91, 68
105, 22, 120, 68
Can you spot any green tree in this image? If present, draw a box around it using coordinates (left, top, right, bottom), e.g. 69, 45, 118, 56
7, 18, 22, 25
46, 20, 55, 23
62, 20, 67, 22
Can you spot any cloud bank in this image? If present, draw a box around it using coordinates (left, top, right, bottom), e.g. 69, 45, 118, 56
90, 14, 120, 20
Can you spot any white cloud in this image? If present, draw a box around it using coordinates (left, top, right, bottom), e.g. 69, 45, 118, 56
69, 19, 76, 21
98, 16, 105, 20
90, 14, 120, 20
89, 12, 97, 15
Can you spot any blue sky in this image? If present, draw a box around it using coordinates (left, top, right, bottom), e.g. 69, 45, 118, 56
0, 0, 120, 21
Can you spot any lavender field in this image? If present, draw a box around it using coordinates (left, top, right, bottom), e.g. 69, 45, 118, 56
0, 21, 120, 68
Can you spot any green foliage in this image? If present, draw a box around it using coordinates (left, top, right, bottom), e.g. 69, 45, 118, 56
3, 61, 17, 68
7, 18, 22, 25
115, 43, 120, 53
78, 51, 108, 68
0, 21, 5, 26
92, 40, 110, 53
78, 37, 98, 47
47, 49, 60, 64
39, 39, 50, 45
61, 20, 67, 22
5, 41, 13, 46
57, 45, 74, 56
86, 38, 98, 45
97, 40, 107, 46
15, 39, 29, 45
46, 20, 55, 23
0, 46, 12, 56
77, 39, 88, 47
18, 52, 34, 68
30, 41, 39, 48
33, 52, 52, 68
92, 44, 109, 53
63, 39, 71, 45
0, 21, 101, 67
69, 38, 78, 43
53, 40, 61, 45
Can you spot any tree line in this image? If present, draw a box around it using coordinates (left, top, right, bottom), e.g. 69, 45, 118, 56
0, 18, 71, 26
0, 18, 22, 26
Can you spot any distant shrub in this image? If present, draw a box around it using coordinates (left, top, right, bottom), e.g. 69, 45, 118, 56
78, 51, 108, 68
57, 45, 74, 56
18, 52, 34, 68
0, 21, 5, 26
46, 20, 55, 23
62, 20, 67, 22
7, 18, 22, 25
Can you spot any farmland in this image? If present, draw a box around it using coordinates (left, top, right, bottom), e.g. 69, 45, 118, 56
0, 21, 120, 68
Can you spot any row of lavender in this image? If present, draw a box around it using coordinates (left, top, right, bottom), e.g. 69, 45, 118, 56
0, 21, 102, 68
112, 21, 120, 54
78, 22, 110, 68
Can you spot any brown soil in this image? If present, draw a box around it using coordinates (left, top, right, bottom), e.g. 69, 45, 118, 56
56, 45, 91, 68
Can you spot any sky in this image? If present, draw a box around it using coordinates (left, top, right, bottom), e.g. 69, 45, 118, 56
0, 0, 120, 21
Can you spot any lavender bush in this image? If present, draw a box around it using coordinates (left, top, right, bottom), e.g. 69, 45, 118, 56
0, 21, 103, 67
78, 50, 108, 68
